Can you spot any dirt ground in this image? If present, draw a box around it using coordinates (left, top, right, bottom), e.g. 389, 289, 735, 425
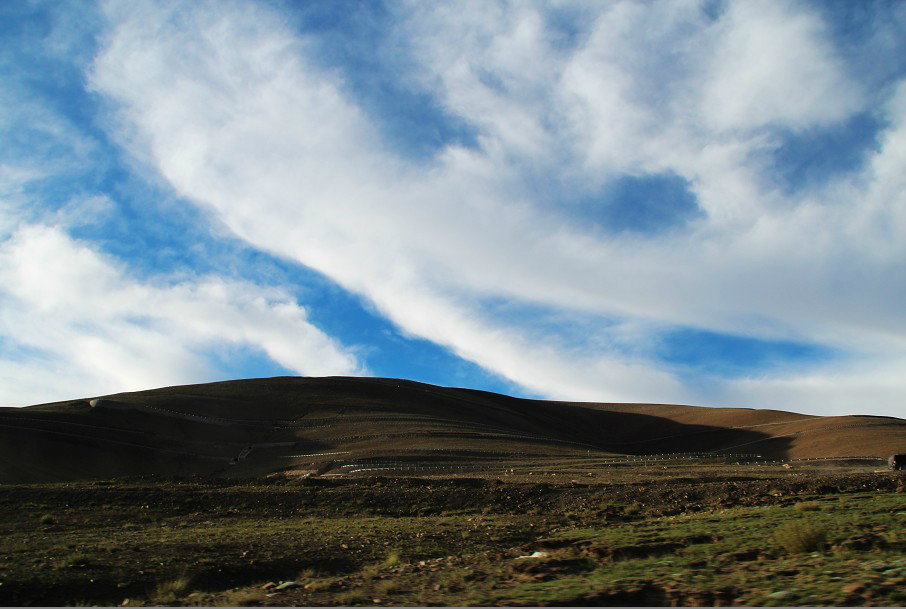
1, 464, 904, 606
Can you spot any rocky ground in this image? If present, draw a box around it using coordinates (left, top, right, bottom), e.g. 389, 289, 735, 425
1, 465, 904, 606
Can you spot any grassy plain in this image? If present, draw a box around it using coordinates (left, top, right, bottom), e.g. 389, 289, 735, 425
1, 465, 904, 607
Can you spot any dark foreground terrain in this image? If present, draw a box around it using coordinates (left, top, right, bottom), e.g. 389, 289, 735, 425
2, 377, 906, 605
2, 464, 905, 607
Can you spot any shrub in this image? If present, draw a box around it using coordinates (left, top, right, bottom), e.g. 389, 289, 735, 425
298, 567, 321, 580
383, 550, 401, 568
772, 521, 828, 553
39, 513, 55, 525
334, 590, 367, 605
623, 502, 643, 516
152, 576, 192, 604
359, 549, 404, 580
794, 501, 821, 512
65, 552, 90, 566
54, 552, 90, 569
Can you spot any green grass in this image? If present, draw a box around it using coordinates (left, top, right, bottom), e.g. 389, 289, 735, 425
1, 473, 904, 606
456, 491, 906, 606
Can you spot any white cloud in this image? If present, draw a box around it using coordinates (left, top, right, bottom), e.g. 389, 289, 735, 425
50, 194, 117, 228
722, 356, 906, 418
0, 223, 362, 406
860, 81, 906, 255
86, 0, 906, 416
701, 0, 862, 133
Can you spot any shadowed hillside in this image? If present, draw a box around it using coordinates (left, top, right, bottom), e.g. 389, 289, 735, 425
1, 376, 904, 483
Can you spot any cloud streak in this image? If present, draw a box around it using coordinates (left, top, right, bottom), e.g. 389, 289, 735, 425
0, 222, 362, 406
82, 0, 906, 416
2, 0, 902, 417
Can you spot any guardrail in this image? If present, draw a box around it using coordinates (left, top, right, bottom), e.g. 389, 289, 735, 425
331, 453, 887, 475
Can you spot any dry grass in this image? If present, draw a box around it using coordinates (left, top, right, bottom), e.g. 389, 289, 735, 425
334, 589, 369, 605
623, 502, 643, 516
297, 567, 320, 580
212, 589, 264, 607
151, 575, 192, 605
375, 578, 403, 595
382, 549, 401, 567
772, 521, 829, 553
302, 577, 341, 592
359, 549, 403, 579
794, 501, 822, 512
56, 552, 90, 569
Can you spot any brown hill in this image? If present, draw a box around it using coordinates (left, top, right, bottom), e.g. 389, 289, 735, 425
1, 376, 903, 483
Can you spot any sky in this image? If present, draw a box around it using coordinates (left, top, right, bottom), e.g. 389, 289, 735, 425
1, 0, 905, 417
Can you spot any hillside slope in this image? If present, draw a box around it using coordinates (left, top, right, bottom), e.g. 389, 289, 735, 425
1, 376, 904, 482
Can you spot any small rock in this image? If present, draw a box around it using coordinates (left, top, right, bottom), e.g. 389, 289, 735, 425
119, 600, 129, 607
373, 598, 382, 604
515, 551, 548, 560
768, 591, 791, 600
843, 582, 868, 595
275, 581, 298, 590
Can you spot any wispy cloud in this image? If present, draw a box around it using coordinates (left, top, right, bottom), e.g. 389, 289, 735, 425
0, 1, 364, 405
0, 222, 362, 406
2, 0, 903, 417
82, 0, 906, 416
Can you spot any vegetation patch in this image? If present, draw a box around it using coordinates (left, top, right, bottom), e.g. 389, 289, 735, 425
772, 520, 829, 553
151, 575, 192, 605
1, 469, 904, 606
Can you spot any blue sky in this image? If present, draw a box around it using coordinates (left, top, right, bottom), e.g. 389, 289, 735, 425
1, 0, 905, 417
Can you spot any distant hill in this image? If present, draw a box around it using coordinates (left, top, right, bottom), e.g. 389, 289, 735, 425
1, 376, 904, 483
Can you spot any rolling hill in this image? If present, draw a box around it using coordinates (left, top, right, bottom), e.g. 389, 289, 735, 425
1, 376, 904, 483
